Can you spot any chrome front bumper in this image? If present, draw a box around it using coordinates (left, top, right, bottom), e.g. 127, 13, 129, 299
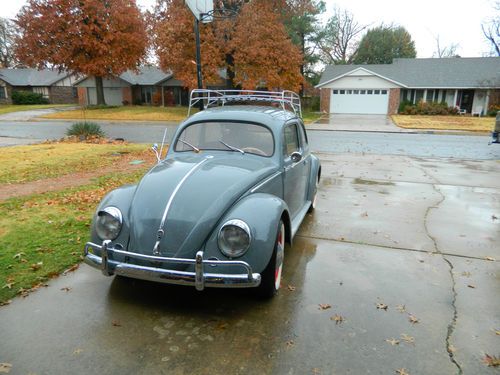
84, 240, 261, 290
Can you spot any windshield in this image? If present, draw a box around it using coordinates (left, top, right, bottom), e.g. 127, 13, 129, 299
175, 122, 274, 157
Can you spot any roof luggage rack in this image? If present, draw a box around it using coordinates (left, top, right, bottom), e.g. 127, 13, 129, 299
188, 89, 302, 118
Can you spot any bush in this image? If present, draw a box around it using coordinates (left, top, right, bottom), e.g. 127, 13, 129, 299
66, 122, 105, 139
402, 100, 458, 115
487, 104, 500, 117
11, 90, 49, 105
398, 100, 412, 113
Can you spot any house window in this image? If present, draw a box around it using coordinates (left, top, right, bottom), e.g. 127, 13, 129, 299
333, 90, 338, 94
347, 90, 352, 94
415, 90, 424, 103
33, 87, 49, 98
367, 90, 373, 94
381, 90, 388, 95
360, 90, 366, 94
375, 90, 380, 95
339, 90, 345, 94
353, 90, 359, 94
0, 86, 6, 99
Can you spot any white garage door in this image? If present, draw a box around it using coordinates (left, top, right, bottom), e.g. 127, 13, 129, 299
87, 87, 124, 106
330, 89, 389, 114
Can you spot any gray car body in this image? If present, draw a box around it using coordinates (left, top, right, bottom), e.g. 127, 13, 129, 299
89, 105, 320, 277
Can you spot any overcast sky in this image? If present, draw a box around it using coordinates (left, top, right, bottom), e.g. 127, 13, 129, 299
1, 0, 497, 58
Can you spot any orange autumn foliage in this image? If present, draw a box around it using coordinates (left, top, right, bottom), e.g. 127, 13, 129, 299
15, 0, 147, 78
152, 0, 303, 91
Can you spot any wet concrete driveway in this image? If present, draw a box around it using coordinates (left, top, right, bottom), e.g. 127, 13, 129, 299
1, 152, 499, 375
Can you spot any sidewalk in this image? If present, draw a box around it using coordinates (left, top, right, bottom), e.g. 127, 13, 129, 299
307, 114, 488, 135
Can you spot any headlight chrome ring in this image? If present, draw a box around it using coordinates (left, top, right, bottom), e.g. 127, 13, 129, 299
96, 206, 123, 241
218, 219, 251, 258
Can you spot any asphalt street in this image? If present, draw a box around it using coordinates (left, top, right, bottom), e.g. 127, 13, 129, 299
1, 120, 499, 160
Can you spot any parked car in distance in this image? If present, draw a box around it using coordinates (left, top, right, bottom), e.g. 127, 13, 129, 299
84, 90, 321, 297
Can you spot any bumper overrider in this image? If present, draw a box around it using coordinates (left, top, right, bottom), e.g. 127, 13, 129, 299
84, 240, 261, 291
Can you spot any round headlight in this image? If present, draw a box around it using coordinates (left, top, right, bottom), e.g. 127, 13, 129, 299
95, 207, 123, 241
218, 219, 251, 258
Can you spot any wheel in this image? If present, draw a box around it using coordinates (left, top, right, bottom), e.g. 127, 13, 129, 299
257, 220, 285, 298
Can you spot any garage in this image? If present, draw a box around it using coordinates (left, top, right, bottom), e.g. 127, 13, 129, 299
330, 89, 389, 114
86, 87, 123, 106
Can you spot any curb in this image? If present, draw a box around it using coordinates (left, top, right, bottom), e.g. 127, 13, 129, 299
306, 128, 490, 136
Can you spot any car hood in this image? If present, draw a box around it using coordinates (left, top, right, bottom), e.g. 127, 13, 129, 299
127, 153, 278, 259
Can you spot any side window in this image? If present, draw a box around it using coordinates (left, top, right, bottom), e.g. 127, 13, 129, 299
299, 122, 308, 147
284, 123, 299, 156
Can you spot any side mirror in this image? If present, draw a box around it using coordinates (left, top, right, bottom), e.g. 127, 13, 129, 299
151, 143, 161, 163
290, 151, 302, 163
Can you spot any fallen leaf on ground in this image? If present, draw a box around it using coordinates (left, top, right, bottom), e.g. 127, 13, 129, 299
287, 285, 296, 291
485, 256, 495, 261
0, 363, 12, 374
285, 340, 295, 348
376, 303, 388, 311
448, 345, 457, 353
395, 369, 410, 375
386, 338, 400, 346
361, 211, 368, 217
13, 252, 26, 260
483, 354, 500, 367
318, 303, 332, 310
311, 368, 321, 374
396, 304, 406, 313
0, 300, 12, 306
30, 262, 43, 271
461, 271, 471, 277
112, 321, 122, 327
492, 214, 498, 220
408, 315, 419, 324
73, 348, 83, 355
60, 287, 71, 292
401, 334, 415, 344
330, 314, 345, 324
2, 283, 14, 289
493, 329, 500, 336
467, 284, 476, 289
63, 264, 79, 275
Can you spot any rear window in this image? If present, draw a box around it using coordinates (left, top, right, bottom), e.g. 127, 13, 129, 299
175, 122, 274, 157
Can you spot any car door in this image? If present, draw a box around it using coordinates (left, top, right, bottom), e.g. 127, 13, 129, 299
283, 122, 310, 219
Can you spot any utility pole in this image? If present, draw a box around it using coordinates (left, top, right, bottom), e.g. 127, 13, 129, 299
194, 17, 204, 110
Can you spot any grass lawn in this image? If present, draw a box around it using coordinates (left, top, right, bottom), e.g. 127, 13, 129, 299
392, 115, 495, 132
0, 143, 148, 184
0, 104, 74, 115
42, 105, 193, 122
0, 143, 153, 304
302, 110, 322, 124
43, 105, 323, 124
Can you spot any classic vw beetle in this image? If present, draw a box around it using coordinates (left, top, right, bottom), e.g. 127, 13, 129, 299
84, 90, 321, 297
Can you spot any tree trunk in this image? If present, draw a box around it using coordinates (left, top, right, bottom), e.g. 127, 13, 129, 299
225, 53, 235, 89
95, 76, 106, 106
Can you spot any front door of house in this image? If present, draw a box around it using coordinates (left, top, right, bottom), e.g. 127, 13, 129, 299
459, 90, 474, 113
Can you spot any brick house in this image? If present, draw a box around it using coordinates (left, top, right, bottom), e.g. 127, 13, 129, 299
75, 66, 189, 107
0, 68, 79, 104
316, 57, 500, 115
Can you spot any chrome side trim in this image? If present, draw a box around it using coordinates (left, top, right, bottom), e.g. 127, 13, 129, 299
250, 171, 281, 193
153, 158, 209, 255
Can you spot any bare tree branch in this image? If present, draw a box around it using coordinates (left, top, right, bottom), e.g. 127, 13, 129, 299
314, 8, 367, 65
433, 35, 460, 58
0, 17, 20, 68
481, 1, 500, 56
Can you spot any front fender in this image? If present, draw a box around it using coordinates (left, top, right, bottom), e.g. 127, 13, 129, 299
307, 154, 321, 201
203, 193, 291, 274
90, 184, 137, 246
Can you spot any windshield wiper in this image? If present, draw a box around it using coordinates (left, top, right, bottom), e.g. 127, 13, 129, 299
178, 139, 200, 153
219, 140, 245, 154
